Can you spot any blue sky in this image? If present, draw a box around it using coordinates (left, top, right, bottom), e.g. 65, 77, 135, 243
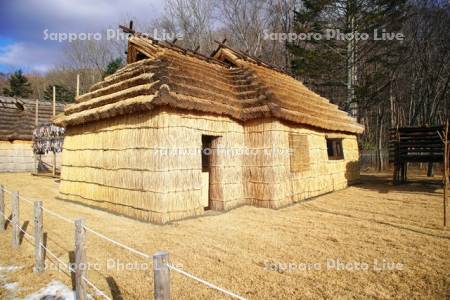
0, 0, 163, 73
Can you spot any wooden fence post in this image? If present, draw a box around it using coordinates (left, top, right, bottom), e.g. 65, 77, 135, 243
12, 192, 19, 248
75, 219, 87, 300
153, 251, 170, 300
444, 121, 448, 227
0, 185, 4, 232
33, 201, 44, 273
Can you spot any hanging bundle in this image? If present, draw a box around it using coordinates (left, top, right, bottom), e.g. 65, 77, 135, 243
32, 123, 65, 154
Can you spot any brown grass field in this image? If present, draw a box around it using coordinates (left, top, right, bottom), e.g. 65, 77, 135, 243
0, 172, 449, 299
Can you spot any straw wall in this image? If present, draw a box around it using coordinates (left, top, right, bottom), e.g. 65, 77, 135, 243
0, 141, 62, 173
59, 108, 359, 223
243, 119, 359, 209
58, 107, 245, 224
0, 141, 34, 172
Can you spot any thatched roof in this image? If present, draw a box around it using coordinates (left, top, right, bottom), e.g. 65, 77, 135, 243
55, 35, 364, 134
0, 96, 64, 141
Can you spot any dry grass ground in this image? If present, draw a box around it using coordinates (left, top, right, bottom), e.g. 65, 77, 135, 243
0, 172, 449, 299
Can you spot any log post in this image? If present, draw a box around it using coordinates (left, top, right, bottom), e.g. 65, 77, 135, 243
76, 74, 80, 98
153, 251, 170, 300
444, 122, 448, 227
75, 219, 87, 300
33, 201, 44, 273
12, 192, 19, 248
0, 185, 4, 232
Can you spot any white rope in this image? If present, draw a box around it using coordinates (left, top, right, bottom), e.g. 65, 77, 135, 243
1, 211, 12, 222
40, 206, 74, 224
1, 187, 244, 300
41, 241, 74, 273
11, 219, 33, 240
0, 186, 13, 195
167, 264, 247, 300
0, 186, 74, 224
83, 277, 112, 300
83, 225, 151, 259
4, 212, 110, 300
42, 243, 111, 300
0, 209, 71, 275
3, 186, 149, 260
19, 194, 74, 224
18, 195, 34, 205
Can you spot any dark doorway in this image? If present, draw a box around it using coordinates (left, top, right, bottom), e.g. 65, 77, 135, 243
201, 135, 216, 210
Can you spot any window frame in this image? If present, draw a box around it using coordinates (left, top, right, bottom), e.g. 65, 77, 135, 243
326, 138, 344, 160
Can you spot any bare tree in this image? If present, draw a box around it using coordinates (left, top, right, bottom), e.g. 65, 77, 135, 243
62, 27, 126, 93
156, 0, 216, 53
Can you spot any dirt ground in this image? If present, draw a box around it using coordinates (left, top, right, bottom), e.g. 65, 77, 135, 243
0, 172, 449, 299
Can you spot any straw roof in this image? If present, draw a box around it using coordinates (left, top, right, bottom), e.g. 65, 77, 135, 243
55, 35, 363, 134
0, 96, 64, 141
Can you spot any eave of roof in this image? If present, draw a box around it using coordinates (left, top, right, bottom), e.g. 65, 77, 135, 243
55, 34, 364, 135
0, 96, 65, 141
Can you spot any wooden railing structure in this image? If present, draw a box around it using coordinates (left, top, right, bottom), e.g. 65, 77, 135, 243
0, 185, 246, 300
389, 126, 447, 184
389, 123, 449, 226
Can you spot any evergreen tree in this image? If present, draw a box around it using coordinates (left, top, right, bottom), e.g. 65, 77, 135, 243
103, 58, 123, 77
288, 0, 408, 116
2, 70, 32, 98
43, 84, 75, 103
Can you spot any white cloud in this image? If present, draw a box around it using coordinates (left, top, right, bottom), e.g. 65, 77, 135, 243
0, 42, 59, 73
0, 0, 165, 73
2, 0, 164, 36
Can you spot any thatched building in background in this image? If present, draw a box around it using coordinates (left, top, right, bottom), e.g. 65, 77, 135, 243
54, 33, 364, 224
0, 96, 64, 172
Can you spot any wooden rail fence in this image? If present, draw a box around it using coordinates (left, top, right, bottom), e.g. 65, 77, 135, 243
0, 184, 246, 300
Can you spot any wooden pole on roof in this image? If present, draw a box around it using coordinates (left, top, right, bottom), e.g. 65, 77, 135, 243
35, 99, 39, 127
76, 74, 80, 98
52, 86, 56, 176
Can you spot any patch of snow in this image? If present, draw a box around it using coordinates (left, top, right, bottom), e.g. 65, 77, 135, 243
0, 266, 22, 272
3, 282, 19, 290
23, 280, 75, 300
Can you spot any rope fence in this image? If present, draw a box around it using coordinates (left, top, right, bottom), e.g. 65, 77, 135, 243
83, 225, 151, 259
167, 263, 246, 300
0, 186, 110, 300
1, 187, 75, 224
0, 184, 247, 300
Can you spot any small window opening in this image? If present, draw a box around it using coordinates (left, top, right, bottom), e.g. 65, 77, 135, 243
136, 51, 147, 61
327, 138, 344, 160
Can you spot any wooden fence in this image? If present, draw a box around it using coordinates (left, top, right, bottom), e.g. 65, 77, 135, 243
359, 149, 390, 170
0, 184, 245, 300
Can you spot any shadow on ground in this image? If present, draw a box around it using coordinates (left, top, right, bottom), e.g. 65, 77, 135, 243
358, 172, 442, 195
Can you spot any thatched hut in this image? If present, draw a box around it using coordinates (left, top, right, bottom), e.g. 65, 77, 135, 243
54, 34, 364, 224
0, 96, 64, 172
